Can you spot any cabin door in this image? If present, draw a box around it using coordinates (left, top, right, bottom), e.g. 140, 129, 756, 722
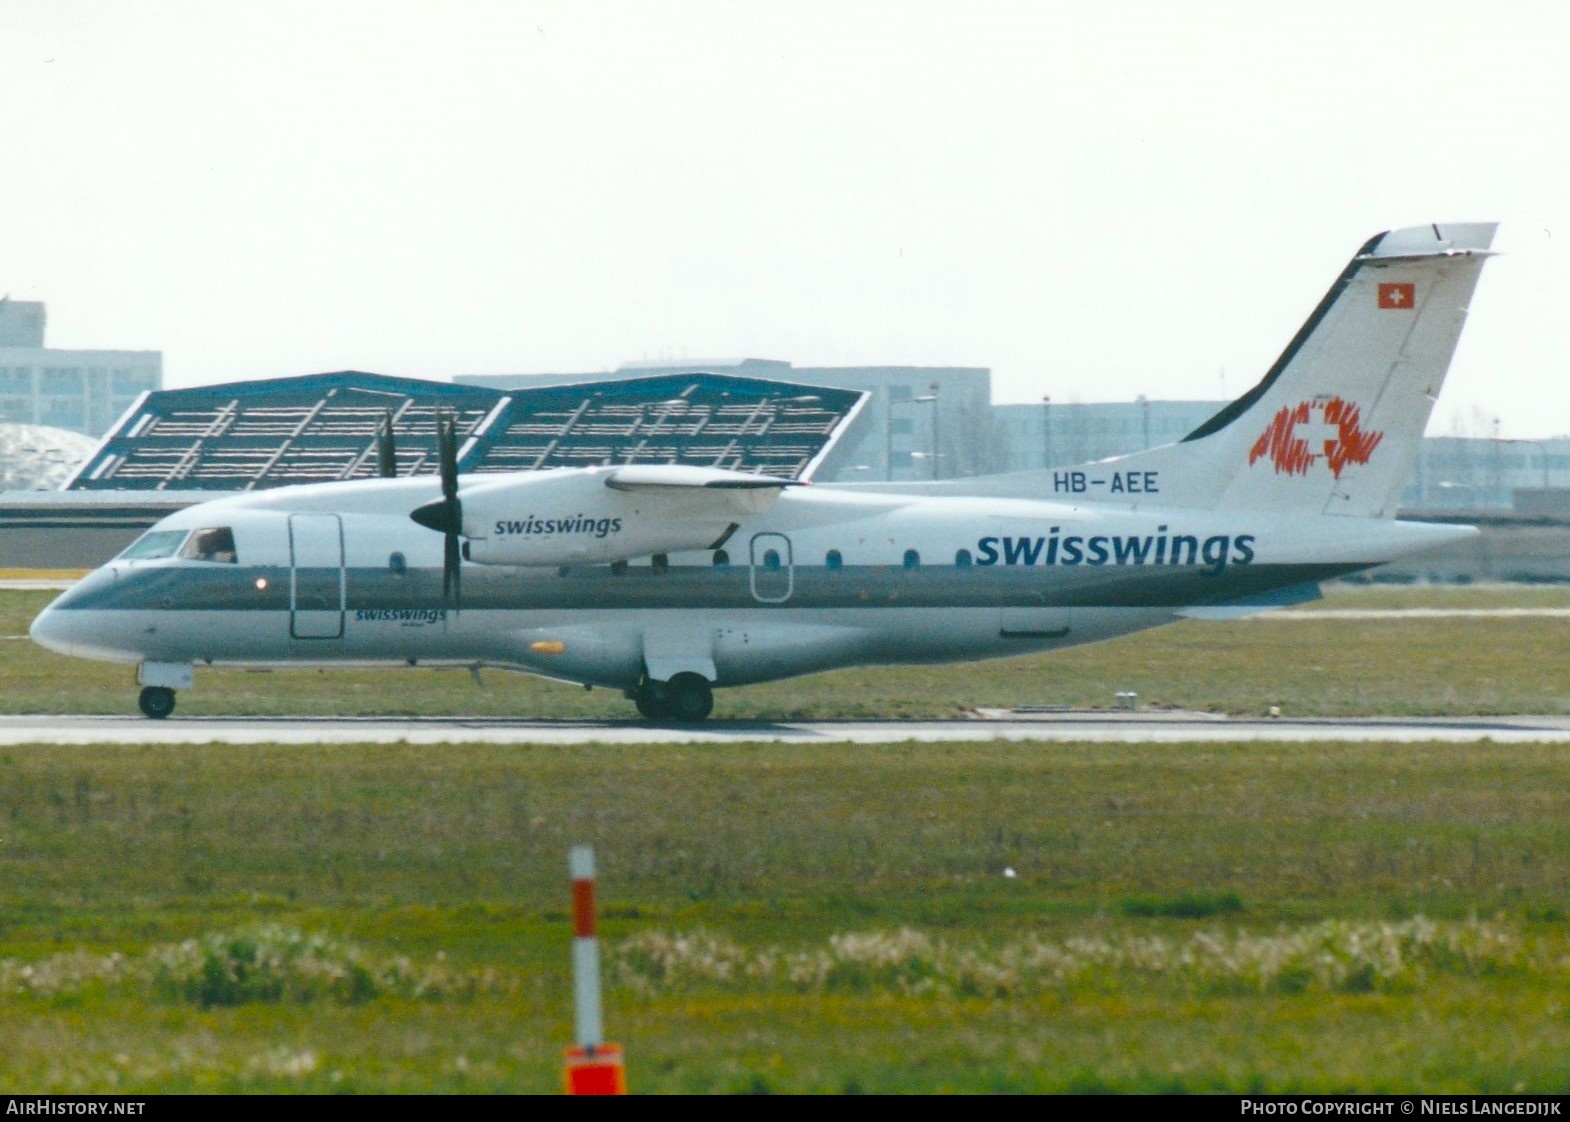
289, 514, 345, 639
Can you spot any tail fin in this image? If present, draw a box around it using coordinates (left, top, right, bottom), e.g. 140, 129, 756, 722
1115, 222, 1496, 516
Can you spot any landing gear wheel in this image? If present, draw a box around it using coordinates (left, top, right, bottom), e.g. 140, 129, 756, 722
138, 686, 176, 720
634, 689, 673, 721
666, 673, 714, 723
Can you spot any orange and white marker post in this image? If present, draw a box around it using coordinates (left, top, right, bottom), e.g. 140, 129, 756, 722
564, 845, 626, 1095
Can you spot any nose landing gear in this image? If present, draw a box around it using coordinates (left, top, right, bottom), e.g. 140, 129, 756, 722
135, 662, 191, 720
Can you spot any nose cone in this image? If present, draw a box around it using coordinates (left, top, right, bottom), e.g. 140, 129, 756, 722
27, 570, 138, 663
25, 598, 45, 633
29, 595, 78, 656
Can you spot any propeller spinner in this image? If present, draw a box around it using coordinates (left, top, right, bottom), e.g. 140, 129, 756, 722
409, 410, 463, 610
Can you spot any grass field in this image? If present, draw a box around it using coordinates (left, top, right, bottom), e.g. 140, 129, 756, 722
2, 739, 1570, 1093
4, 584, 1570, 1093
6, 583, 1570, 719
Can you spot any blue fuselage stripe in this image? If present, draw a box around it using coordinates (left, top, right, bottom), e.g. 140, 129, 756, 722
52, 561, 1357, 614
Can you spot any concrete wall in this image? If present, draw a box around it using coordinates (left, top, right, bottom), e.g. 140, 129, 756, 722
0, 495, 198, 569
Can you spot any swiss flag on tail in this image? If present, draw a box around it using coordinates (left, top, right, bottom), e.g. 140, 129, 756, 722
1378, 282, 1415, 309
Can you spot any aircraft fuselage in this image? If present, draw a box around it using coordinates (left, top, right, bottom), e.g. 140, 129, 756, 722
30, 478, 1468, 695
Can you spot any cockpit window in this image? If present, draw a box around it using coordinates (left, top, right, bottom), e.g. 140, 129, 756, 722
117, 530, 189, 561
179, 527, 239, 564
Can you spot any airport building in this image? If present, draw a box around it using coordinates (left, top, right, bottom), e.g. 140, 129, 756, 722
0, 300, 163, 437
1407, 435, 1570, 514
5, 356, 1570, 579
456, 359, 995, 482
0, 423, 100, 491
993, 398, 1227, 472
0, 368, 869, 565
68, 369, 865, 492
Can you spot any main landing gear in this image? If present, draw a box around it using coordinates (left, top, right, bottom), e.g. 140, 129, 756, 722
138, 686, 176, 720
632, 672, 714, 723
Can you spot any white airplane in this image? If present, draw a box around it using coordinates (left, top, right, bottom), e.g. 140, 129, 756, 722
31, 222, 1496, 721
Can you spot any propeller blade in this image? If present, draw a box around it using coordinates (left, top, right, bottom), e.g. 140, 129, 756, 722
377, 409, 397, 478
408, 409, 465, 610
444, 528, 462, 612
438, 409, 458, 503
426, 408, 461, 611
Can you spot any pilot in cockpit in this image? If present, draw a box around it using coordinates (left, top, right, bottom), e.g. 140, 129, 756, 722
180, 527, 238, 564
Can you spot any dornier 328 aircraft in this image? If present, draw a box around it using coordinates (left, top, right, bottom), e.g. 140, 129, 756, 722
31, 222, 1497, 721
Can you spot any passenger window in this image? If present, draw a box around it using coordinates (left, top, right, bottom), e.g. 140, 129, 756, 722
903, 549, 920, 570
825, 549, 843, 571
117, 529, 188, 560
763, 549, 781, 571
713, 549, 730, 568
179, 527, 238, 563
955, 548, 973, 567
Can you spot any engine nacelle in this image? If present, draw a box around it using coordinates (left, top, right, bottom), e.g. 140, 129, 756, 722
455, 467, 775, 566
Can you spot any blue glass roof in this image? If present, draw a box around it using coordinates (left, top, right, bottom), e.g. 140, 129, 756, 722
68, 370, 864, 491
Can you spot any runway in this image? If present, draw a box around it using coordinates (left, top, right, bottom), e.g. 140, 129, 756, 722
9, 709, 1570, 745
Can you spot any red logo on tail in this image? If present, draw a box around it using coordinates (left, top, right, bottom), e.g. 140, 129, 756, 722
1248, 398, 1384, 478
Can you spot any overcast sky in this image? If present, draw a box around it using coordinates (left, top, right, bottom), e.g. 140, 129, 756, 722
2, 1, 1567, 438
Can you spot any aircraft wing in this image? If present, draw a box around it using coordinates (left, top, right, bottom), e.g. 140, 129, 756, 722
603, 464, 800, 515
604, 464, 802, 493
